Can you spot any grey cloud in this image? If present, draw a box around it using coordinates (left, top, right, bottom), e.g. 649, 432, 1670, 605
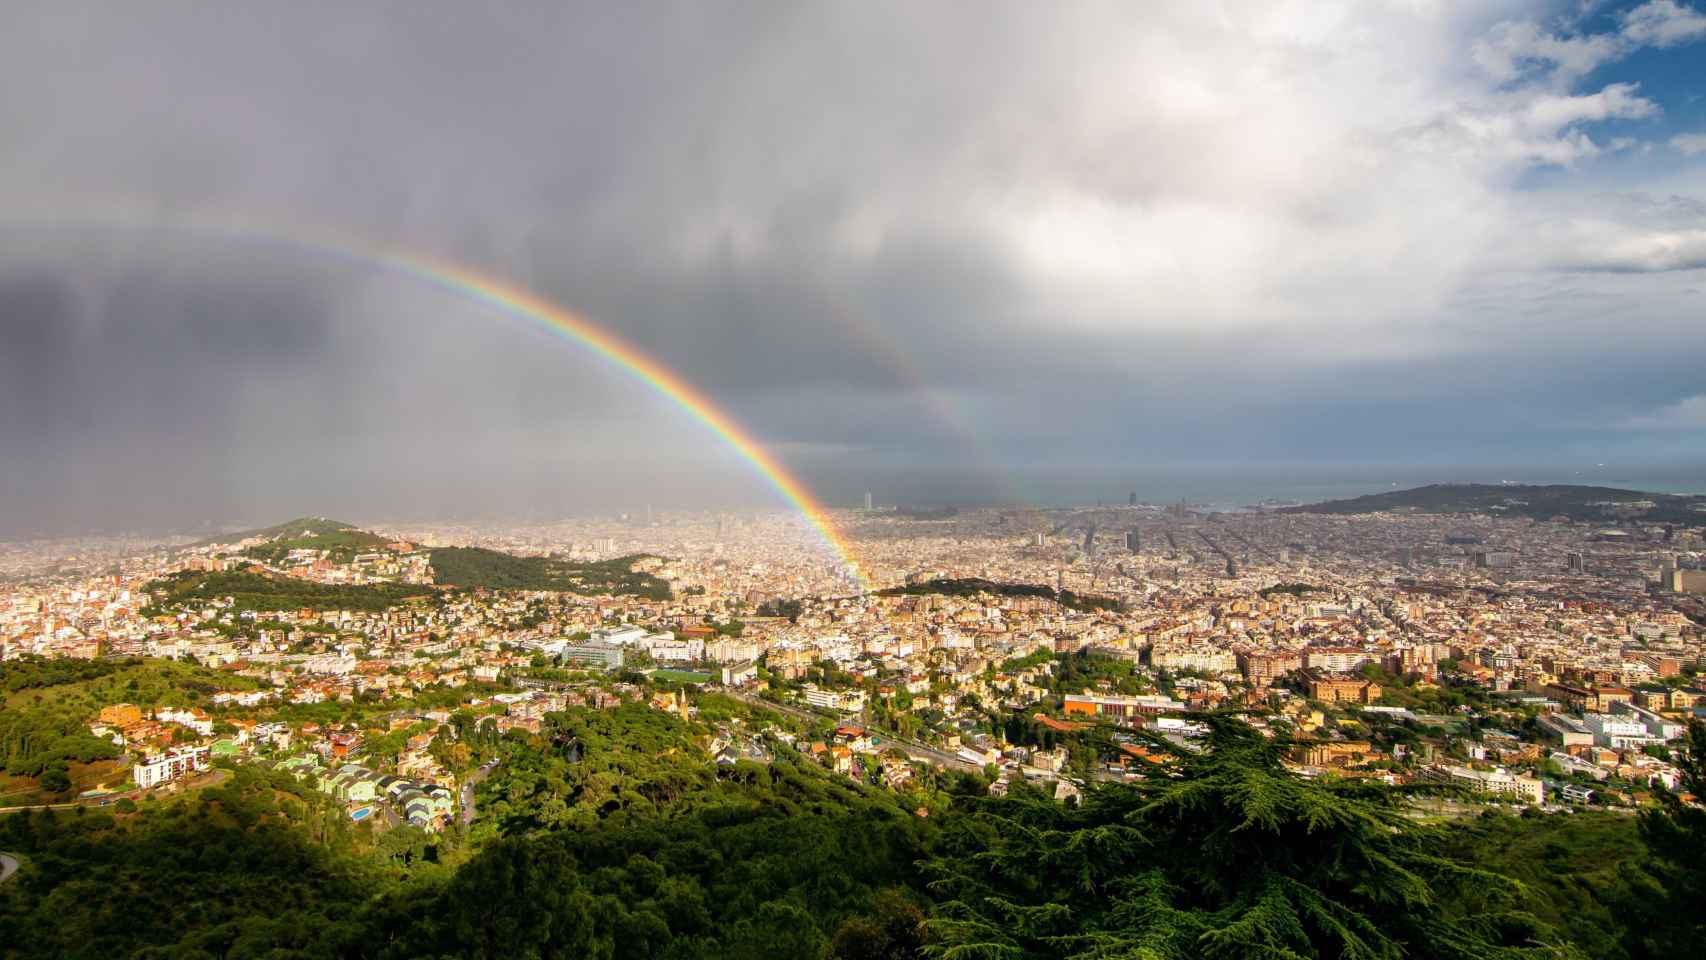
2, 2, 1705, 535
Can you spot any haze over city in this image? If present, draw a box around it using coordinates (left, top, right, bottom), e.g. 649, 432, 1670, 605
3, 1, 1705, 537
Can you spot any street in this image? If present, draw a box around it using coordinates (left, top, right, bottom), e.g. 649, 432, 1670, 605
461, 757, 499, 825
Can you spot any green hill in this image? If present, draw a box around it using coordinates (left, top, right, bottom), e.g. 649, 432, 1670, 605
879, 576, 1120, 612
1281, 483, 1706, 524
240, 526, 392, 564
186, 516, 362, 549
142, 568, 433, 613
428, 547, 672, 600
0, 657, 264, 797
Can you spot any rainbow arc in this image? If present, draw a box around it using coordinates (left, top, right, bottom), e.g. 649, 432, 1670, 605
3, 211, 865, 582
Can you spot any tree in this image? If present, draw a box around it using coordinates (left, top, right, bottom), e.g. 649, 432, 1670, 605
1621, 719, 1706, 958
925, 715, 1575, 960
829, 888, 928, 960
37, 760, 71, 795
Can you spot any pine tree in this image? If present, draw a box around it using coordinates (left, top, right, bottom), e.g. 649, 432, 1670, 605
1621, 720, 1706, 959
924, 714, 1579, 960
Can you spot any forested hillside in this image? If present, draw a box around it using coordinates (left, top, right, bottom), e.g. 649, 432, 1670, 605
0, 704, 1701, 959
0, 658, 261, 795
141, 568, 434, 614
428, 548, 672, 600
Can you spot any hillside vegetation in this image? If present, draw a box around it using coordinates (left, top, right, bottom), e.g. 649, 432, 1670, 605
0, 658, 259, 791
429, 547, 672, 600
186, 516, 362, 549
879, 577, 1120, 612
1, 691, 1701, 959
142, 568, 434, 614
241, 527, 393, 564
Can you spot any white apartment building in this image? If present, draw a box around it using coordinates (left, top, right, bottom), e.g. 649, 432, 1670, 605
1426, 764, 1545, 804
802, 684, 867, 712
133, 745, 211, 790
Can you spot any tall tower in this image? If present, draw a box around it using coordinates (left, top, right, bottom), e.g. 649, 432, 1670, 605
1129, 491, 1137, 507
1124, 529, 1139, 554
864, 490, 873, 512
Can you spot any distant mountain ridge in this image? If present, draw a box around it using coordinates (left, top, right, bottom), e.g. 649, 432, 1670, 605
1281, 483, 1706, 524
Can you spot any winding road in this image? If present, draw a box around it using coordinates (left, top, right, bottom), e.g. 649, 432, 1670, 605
461, 758, 499, 825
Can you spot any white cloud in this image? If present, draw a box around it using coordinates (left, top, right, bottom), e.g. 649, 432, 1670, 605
1621, 0, 1706, 47
1522, 83, 1660, 128
1472, 20, 1621, 85
1473, 1, 1706, 86
1570, 228, 1706, 272
1623, 394, 1706, 429
1674, 133, 1706, 155
1410, 82, 1660, 170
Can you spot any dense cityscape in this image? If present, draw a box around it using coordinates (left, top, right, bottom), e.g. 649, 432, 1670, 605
9, 1, 1706, 958
6, 491, 1706, 816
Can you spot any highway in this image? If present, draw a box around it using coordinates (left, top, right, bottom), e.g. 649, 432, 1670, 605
723, 691, 980, 772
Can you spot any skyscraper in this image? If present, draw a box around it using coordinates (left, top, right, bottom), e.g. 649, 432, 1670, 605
864, 490, 873, 512
1124, 529, 1139, 554
1129, 491, 1136, 507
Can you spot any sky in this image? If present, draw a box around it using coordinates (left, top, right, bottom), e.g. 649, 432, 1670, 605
3, 1, 1705, 535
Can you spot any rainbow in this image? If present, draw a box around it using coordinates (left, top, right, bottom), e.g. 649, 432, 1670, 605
382, 251, 864, 577
4, 212, 864, 580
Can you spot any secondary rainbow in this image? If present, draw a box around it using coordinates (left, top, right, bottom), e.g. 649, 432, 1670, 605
5, 211, 863, 578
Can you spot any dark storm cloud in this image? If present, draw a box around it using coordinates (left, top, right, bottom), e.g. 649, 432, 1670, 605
2, 2, 1704, 534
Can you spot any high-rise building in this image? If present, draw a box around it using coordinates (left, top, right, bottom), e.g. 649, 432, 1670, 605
1566, 551, 1584, 573
1129, 491, 1137, 507
864, 490, 873, 512
1124, 529, 1139, 554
